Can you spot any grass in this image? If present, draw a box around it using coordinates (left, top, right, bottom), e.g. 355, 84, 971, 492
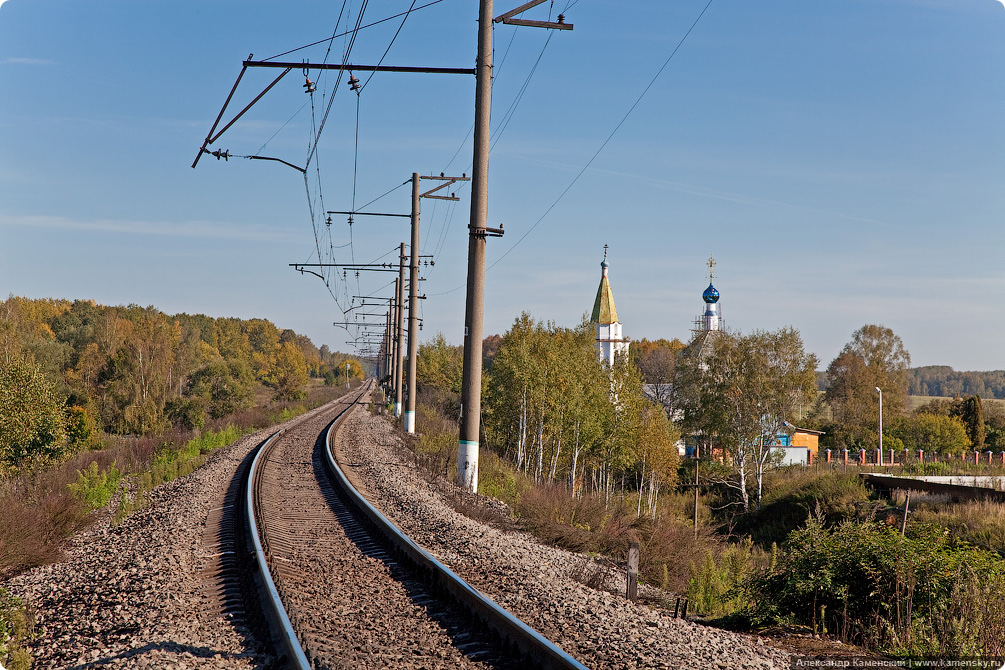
908, 497, 1005, 555
906, 395, 1005, 412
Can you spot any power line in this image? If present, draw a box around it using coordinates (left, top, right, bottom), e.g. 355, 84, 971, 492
261, 0, 449, 62
487, 0, 717, 270
360, 0, 417, 92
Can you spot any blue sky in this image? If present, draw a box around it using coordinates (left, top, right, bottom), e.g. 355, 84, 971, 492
1, 0, 1003, 372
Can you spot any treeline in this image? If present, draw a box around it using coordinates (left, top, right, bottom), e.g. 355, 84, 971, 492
417, 315, 680, 516
810, 328, 1005, 452
907, 365, 1005, 399
0, 296, 362, 470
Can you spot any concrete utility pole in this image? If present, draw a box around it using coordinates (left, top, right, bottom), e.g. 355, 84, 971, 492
457, 0, 494, 492
405, 174, 421, 434
405, 172, 467, 435
388, 282, 397, 398
457, 0, 570, 492
394, 246, 406, 418
385, 309, 392, 393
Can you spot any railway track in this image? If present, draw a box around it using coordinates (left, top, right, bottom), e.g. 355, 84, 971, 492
241, 379, 588, 670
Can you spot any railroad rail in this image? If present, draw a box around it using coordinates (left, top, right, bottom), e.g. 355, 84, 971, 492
242, 379, 588, 670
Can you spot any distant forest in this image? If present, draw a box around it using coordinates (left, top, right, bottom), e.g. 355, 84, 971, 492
1, 296, 363, 446
906, 366, 1005, 399
816, 366, 1005, 400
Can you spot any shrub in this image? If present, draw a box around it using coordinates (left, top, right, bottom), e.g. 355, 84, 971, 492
732, 471, 877, 547
67, 461, 122, 510
749, 517, 1005, 657
687, 539, 756, 617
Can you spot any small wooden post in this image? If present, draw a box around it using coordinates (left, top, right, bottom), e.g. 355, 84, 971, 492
627, 542, 639, 602
825, 449, 832, 463
901, 490, 911, 536
693, 461, 699, 538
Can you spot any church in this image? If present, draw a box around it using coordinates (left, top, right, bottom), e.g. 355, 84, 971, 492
590, 246, 630, 366
589, 249, 724, 367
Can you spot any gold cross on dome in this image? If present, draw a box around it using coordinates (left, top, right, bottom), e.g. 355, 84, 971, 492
707, 254, 716, 281
604, 244, 608, 260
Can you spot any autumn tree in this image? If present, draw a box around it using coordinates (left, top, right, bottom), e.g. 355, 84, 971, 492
633, 338, 685, 420
484, 313, 676, 506
679, 328, 818, 511
272, 340, 309, 400
824, 324, 910, 448
891, 413, 970, 455
634, 404, 680, 517
0, 354, 66, 470
486, 314, 609, 488
416, 333, 464, 395
185, 359, 255, 419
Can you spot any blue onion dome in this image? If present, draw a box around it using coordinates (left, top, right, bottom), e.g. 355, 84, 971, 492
703, 283, 719, 304
601, 257, 609, 271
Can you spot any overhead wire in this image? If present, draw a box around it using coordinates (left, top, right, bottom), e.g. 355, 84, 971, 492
489, 31, 553, 151
261, 0, 448, 62
359, 0, 417, 92
426, 0, 715, 295
487, 0, 717, 270
422, 23, 551, 279
441, 25, 519, 174
307, 0, 368, 169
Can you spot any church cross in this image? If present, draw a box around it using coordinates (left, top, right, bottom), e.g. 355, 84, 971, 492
707, 254, 716, 281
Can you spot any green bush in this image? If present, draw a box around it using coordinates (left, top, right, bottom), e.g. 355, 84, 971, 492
733, 471, 876, 547
68, 461, 122, 510
477, 449, 523, 505
687, 539, 756, 617
749, 518, 1005, 657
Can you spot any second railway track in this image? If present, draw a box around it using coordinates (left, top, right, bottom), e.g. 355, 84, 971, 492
244, 379, 586, 670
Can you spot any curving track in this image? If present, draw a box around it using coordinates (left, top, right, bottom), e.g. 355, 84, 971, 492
243, 380, 587, 670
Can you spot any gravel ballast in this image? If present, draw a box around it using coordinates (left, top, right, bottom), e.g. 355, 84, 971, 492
3, 393, 791, 669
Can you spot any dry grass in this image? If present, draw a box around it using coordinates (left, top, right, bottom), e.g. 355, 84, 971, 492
910, 497, 1005, 554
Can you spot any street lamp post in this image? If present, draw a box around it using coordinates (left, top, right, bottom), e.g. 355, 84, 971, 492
875, 387, 883, 464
